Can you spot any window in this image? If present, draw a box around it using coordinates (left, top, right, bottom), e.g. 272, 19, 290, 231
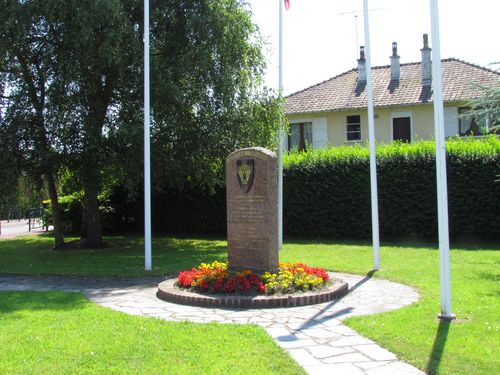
458, 107, 489, 136
346, 115, 361, 141
289, 122, 312, 151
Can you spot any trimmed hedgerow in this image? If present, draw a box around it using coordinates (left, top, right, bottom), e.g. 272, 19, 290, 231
283, 136, 499, 239
64, 137, 498, 240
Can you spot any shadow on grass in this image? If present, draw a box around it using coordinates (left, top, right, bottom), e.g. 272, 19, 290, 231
11, 232, 500, 251
0, 234, 229, 276
425, 320, 451, 375
0, 291, 86, 314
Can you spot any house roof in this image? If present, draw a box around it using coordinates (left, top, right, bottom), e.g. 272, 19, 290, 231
285, 58, 500, 115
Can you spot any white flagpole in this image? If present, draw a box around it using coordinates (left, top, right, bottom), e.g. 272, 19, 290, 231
278, 0, 284, 249
144, 0, 152, 271
363, 0, 381, 270
429, 0, 454, 320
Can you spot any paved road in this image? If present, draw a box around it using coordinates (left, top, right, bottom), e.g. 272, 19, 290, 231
0, 273, 424, 375
0, 220, 52, 238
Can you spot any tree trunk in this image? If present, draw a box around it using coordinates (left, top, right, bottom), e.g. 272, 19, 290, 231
79, 94, 110, 248
80, 202, 88, 239
43, 173, 64, 248
83, 184, 103, 248
81, 153, 104, 248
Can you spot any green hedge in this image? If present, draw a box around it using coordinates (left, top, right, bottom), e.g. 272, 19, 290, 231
283, 136, 499, 239
42, 191, 133, 233
150, 187, 226, 234
43, 137, 499, 240
42, 193, 83, 232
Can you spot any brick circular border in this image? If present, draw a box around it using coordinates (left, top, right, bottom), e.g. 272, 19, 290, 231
156, 276, 348, 309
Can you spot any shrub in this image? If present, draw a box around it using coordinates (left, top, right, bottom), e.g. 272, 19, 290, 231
60, 137, 498, 240
283, 136, 500, 239
43, 193, 83, 232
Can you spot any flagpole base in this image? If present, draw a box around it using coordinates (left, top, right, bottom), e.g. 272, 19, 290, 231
437, 313, 456, 322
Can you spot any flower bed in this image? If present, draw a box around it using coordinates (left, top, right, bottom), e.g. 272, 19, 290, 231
176, 261, 330, 295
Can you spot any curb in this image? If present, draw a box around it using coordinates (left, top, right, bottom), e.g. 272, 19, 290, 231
157, 277, 348, 309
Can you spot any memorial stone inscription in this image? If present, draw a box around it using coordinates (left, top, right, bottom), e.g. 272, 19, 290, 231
226, 147, 278, 272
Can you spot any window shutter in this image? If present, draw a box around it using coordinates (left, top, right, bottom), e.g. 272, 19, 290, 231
443, 107, 458, 137
312, 118, 328, 149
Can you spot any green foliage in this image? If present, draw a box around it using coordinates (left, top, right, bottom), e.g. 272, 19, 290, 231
283, 137, 500, 239
42, 186, 122, 233
1, 0, 282, 244
140, 0, 283, 191
152, 185, 227, 234
0, 126, 19, 210
462, 81, 500, 131
42, 192, 83, 232
98, 137, 499, 239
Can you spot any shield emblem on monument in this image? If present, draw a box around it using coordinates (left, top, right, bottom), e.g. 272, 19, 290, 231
237, 158, 254, 193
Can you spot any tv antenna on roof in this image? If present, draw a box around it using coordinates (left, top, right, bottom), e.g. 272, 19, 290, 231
338, 8, 389, 60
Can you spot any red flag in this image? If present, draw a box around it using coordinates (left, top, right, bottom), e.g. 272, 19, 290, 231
284, 0, 290, 10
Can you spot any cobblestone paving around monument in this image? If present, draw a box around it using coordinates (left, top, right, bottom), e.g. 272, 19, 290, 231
0, 273, 423, 375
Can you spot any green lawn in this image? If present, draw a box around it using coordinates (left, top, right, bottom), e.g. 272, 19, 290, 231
0, 291, 304, 374
0, 234, 499, 374
280, 240, 500, 375
0, 234, 227, 276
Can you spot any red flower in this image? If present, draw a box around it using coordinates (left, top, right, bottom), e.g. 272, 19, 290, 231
177, 261, 329, 295
248, 274, 262, 286
213, 278, 224, 292
224, 279, 236, 293
200, 279, 209, 289
178, 269, 197, 288
239, 278, 251, 292
295, 263, 330, 281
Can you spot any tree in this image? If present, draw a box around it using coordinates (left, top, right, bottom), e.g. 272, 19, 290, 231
1, 0, 282, 247
461, 63, 500, 134
0, 126, 19, 218
0, 0, 65, 247
140, 0, 282, 191
52, 0, 141, 247
64, 0, 282, 238
464, 83, 500, 133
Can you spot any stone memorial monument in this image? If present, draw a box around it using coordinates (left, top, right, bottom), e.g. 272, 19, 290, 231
157, 147, 348, 307
226, 147, 278, 272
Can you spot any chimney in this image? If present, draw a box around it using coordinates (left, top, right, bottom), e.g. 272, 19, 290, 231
421, 34, 432, 86
390, 42, 400, 81
357, 46, 366, 83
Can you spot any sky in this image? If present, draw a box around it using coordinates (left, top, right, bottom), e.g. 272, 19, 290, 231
248, 0, 500, 95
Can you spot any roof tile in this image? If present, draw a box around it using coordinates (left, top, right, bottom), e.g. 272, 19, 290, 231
285, 59, 500, 114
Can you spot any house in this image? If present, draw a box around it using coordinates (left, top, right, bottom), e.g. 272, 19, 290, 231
284, 34, 500, 150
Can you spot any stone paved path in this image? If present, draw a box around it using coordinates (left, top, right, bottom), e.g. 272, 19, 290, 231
0, 273, 424, 375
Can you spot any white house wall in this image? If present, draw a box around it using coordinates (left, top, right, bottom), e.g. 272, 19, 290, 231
287, 104, 460, 147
